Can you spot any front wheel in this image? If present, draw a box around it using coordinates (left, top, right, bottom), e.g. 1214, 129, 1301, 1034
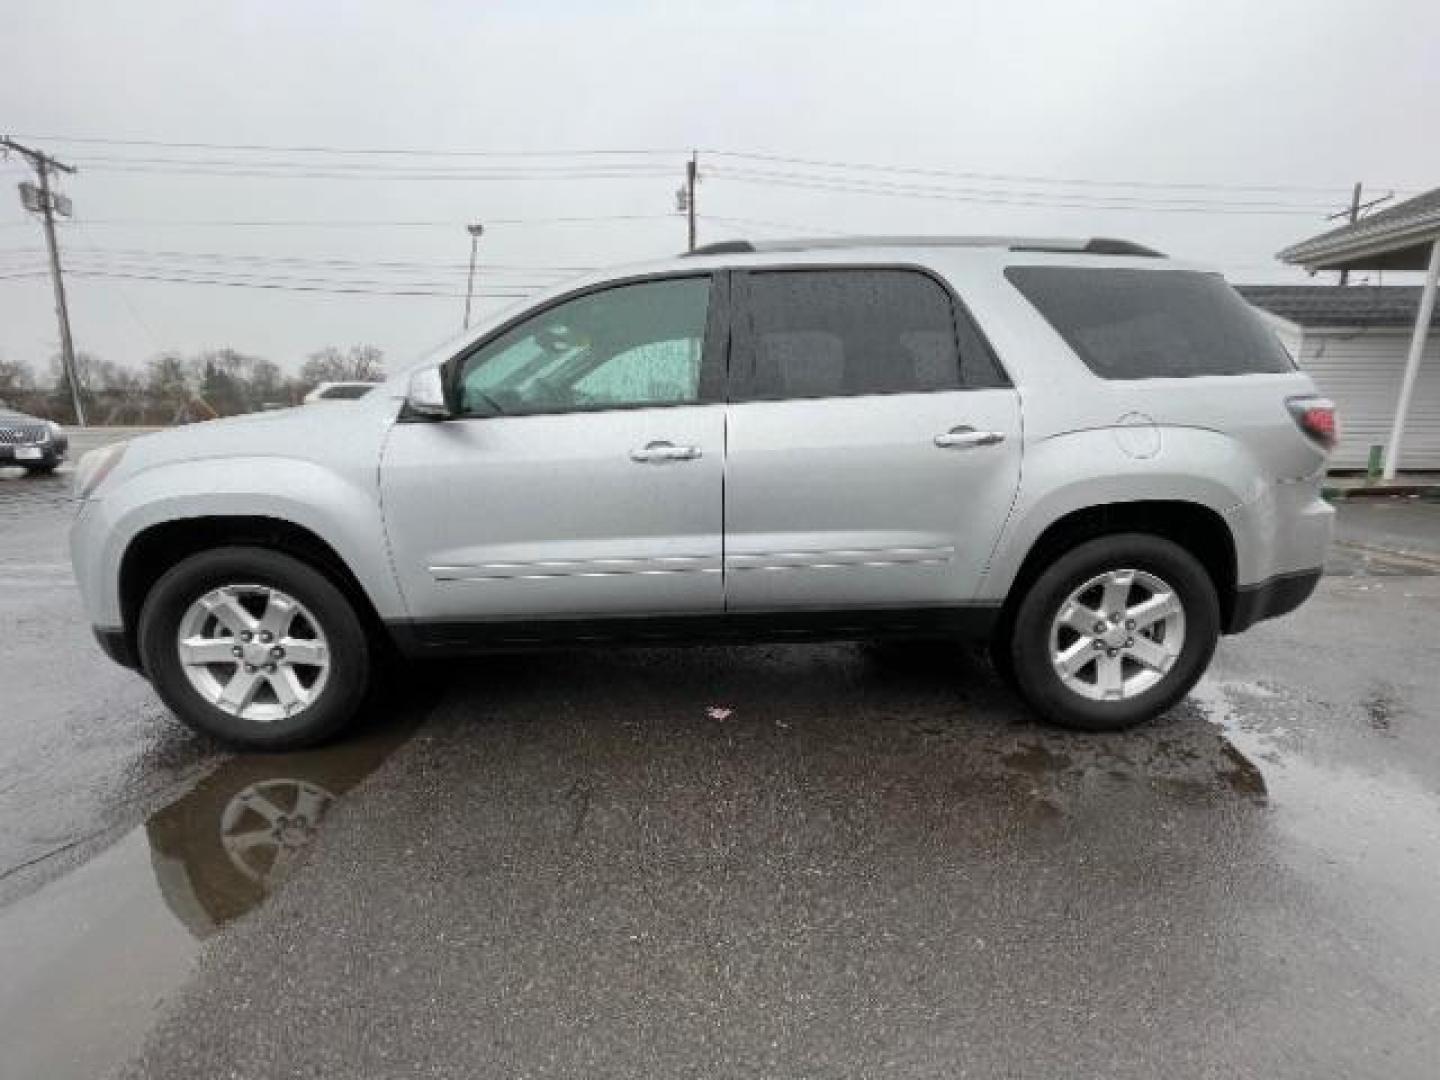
138, 547, 371, 749
1004, 534, 1219, 731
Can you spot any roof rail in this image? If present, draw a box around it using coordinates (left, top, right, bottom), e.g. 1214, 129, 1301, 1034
1011, 238, 1164, 257
688, 240, 756, 256
682, 236, 1164, 258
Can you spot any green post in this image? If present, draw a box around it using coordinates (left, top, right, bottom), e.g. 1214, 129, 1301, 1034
1367, 444, 1384, 483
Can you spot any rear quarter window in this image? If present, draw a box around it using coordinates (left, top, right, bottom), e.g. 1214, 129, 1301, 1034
1006, 267, 1295, 379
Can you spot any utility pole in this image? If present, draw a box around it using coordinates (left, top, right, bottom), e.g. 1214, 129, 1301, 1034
676, 151, 698, 252
1327, 182, 1392, 287
1339, 183, 1361, 287
2, 136, 85, 424
463, 222, 484, 330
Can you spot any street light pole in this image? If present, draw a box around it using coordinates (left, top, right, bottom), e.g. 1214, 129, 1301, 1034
463, 222, 484, 330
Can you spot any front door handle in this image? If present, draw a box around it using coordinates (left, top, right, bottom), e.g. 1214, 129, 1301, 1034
630, 440, 702, 463
934, 426, 1006, 450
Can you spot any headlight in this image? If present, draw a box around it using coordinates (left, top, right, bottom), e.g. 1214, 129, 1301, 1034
47, 421, 63, 440
74, 442, 128, 500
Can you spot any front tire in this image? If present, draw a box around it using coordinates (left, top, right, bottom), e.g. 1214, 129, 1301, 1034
1005, 534, 1219, 732
138, 547, 371, 750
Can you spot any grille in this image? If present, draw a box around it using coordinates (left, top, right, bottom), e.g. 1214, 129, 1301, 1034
0, 423, 49, 445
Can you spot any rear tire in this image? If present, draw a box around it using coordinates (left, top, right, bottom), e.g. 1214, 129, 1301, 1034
139, 546, 371, 750
1005, 533, 1219, 731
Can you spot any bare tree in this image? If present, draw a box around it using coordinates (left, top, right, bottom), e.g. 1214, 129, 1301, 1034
300, 344, 386, 387
0, 356, 36, 393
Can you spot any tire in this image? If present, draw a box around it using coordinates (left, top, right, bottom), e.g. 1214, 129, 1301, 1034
138, 546, 371, 750
22, 462, 59, 475
1004, 533, 1219, 732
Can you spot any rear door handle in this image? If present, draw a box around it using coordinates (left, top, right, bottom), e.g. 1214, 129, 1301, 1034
934, 426, 1006, 449
630, 440, 702, 463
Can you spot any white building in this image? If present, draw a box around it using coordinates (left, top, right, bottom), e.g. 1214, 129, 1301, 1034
1265, 186, 1440, 477
1239, 286, 1440, 470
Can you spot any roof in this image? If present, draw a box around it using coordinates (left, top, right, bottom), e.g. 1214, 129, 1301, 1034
1237, 285, 1440, 329
1278, 186, 1440, 272
686, 236, 1164, 258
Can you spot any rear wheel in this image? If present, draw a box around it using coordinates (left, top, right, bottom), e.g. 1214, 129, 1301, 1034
138, 547, 371, 749
1005, 533, 1219, 731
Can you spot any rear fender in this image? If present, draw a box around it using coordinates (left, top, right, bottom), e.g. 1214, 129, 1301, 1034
980, 426, 1262, 599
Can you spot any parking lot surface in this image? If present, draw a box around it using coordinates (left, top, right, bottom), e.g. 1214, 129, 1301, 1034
3, 450, 1440, 1078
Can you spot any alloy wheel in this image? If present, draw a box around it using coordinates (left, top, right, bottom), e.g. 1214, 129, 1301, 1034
176, 584, 331, 723
1048, 568, 1186, 701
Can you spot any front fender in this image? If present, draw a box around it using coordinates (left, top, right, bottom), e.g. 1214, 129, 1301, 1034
978, 426, 1265, 600
72, 456, 406, 628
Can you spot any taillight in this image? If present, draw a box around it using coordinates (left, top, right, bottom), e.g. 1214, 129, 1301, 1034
1286, 396, 1337, 450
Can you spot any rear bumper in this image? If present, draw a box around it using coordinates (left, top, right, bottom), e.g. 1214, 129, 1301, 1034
93, 626, 141, 671
1225, 567, 1322, 634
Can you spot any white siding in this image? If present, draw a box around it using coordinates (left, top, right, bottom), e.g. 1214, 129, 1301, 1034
1296, 327, 1440, 470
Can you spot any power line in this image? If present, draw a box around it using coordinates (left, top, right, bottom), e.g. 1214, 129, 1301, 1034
57, 213, 676, 229
17, 134, 683, 158
703, 149, 1360, 196
70, 156, 672, 177
21, 133, 1410, 195
76, 163, 676, 182
2, 244, 592, 275
708, 164, 1336, 211
706, 165, 1333, 215
699, 213, 851, 237
59, 268, 545, 299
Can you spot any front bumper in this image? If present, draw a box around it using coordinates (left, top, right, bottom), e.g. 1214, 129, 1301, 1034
93, 625, 141, 670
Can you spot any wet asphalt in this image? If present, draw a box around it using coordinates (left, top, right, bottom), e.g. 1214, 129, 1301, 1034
2, 446, 1440, 1078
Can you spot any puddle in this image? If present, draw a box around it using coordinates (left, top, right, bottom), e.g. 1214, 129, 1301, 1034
1193, 677, 1440, 954
0, 716, 417, 1080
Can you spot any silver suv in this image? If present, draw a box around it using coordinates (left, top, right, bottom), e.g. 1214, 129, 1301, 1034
70, 237, 1335, 749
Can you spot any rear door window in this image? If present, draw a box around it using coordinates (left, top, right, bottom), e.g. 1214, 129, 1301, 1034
735, 268, 1003, 400
1006, 267, 1295, 379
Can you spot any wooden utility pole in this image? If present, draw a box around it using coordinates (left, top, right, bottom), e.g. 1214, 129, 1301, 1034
463, 222, 484, 330
676, 152, 698, 252
2, 136, 84, 424
686, 152, 698, 252
1339, 182, 1362, 287
1327, 182, 1393, 287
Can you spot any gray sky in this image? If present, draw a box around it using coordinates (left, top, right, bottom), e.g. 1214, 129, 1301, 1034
3, 0, 1439, 374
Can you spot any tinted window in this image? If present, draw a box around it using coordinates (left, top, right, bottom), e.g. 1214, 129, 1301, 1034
320, 384, 373, 400
740, 270, 971, 400
458, 277, 711, 416
1007, 267, 1294, 379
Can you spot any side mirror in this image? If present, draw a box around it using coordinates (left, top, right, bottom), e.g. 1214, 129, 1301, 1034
405, 365, 451, 419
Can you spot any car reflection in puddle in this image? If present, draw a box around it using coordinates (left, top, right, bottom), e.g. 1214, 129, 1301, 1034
145, 716, 416, 937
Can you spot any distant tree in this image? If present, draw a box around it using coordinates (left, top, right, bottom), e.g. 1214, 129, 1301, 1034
200, 360, 246, 416
0, 356, 35, 393
245, 357, 288, 408
46, 351, 143, 422
145, 353, 191, 398
300, 344, 385, 387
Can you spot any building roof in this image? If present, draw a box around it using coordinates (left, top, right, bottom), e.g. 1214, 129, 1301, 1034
1238, 285, 1440, 329
1278, 186, 1440, 272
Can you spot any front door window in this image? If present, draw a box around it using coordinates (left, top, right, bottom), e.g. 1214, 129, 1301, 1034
458, 277, 712, 416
